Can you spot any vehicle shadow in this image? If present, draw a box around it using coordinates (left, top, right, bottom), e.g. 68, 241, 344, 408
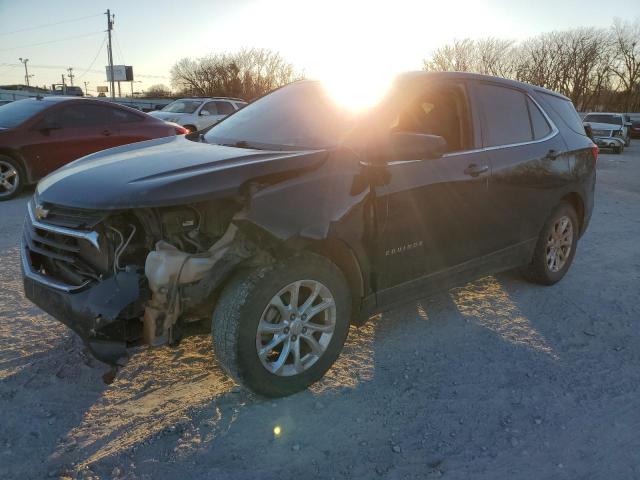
2, 240, 567, 479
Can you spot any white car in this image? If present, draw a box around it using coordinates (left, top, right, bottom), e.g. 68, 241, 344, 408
149, 97, 247, 132
583, 112, 632, 153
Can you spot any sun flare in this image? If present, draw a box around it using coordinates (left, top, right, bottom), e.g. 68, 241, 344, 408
320, 72, 394, 112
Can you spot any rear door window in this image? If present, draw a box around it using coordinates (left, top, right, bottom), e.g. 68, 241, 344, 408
476, 83, 532, 147
214, 101, 235, 115
110, 107, 144, 123
201, 102, 217, 115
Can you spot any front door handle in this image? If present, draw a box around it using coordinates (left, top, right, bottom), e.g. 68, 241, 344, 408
463, 164, 489, 177
102, 129, 111, 136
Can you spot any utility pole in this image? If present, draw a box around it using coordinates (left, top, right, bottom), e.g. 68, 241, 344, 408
83, 81, 89, 96
105, 9, 115, 99
67, 67, 75, 86
61, 74, 66, 94
19, 58, 31, 86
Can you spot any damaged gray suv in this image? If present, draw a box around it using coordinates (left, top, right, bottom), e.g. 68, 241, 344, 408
22, 73, 596, 396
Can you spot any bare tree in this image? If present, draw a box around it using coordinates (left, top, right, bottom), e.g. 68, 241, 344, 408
144, 84, 172, 97
170, 48, 302, 100
611, 19, 640, 111
423, 22, 640, 112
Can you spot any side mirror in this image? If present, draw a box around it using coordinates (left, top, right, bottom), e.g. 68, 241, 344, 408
199, 110, 211, 117
584, 123, 594, 140
379, 132, 447, 163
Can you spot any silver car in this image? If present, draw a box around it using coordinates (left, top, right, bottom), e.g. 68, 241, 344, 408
583, 112, 631, 153
149, 97, 247, 132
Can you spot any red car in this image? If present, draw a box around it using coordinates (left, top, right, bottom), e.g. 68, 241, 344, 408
0, 97, 185, 200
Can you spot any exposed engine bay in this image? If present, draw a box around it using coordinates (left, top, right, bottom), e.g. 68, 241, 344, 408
22, 198, 266, 361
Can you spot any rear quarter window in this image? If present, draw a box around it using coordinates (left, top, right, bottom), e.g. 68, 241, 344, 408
535, 92, 585, 136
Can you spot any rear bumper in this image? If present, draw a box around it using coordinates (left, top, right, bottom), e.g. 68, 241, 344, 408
21, 241, 142, 364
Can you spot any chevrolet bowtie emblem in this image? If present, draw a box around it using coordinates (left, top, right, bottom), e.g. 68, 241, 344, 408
34, 204, 49, 220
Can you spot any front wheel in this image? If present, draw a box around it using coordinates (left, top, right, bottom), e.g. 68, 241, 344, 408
613, 145, 623, 154
0, 155, 24, 201
521, 202, 579, 285
212, 252, 351, 397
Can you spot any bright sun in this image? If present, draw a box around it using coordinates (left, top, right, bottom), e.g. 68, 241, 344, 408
320, 70, 394, 112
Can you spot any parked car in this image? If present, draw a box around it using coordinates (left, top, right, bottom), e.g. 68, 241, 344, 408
628, 117, 640, 139
22, 73, 596, 397
50, 85, 84, 97
0, 97, 182, 200
582, 112, 631, 152
148, 97, 247, 132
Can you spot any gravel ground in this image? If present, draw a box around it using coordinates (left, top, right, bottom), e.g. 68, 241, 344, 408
1, 146, 639, 480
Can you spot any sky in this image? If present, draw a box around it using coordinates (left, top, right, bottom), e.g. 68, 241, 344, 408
1, 0, 639, 96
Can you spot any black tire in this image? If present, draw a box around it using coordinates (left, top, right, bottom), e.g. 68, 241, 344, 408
212, 252, 352, 397
613, 145, 623, 154
0, 155, 24, 201
521, 202, 579, 285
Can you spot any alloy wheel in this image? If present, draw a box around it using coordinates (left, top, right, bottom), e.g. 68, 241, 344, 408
0, 160, 19, 198
256, 279, 336, 376
546, 215, 573, 272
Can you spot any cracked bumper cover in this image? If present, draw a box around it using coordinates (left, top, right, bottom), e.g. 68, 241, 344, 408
21, 242, 141, 364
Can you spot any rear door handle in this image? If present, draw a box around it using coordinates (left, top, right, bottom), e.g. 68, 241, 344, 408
463, 164, 489, 177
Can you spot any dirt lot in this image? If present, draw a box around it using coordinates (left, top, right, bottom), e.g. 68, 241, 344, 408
1, 145, 639, 480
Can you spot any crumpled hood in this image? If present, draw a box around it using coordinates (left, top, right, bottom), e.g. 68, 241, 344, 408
36, 135, 327, 209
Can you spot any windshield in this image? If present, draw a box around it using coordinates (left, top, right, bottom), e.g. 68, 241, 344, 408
161, 100, 202, 114
0, 99, 50, 128
584, 114, 623, 126
204, 81, 357, 150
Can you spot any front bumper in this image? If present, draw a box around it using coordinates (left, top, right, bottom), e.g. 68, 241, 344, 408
21, 241, 142, 364
593, 136, 624, 149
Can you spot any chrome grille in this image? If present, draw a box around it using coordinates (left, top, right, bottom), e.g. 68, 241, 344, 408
592, 129, 612, 137
36, 202, 106, 229
22, 200, 104, 289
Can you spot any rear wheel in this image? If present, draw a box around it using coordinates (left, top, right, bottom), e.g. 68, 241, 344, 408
0, 155, 24, 201
521, 202, 579, 285
212, 252, 351, 397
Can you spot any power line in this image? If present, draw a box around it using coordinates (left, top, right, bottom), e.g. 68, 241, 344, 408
113, 31, 126, 65
76, 33, 107, 81
0, 13, 102, 36
0, 31, 104, 52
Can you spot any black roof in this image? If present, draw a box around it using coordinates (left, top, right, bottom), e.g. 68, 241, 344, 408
399, 71, 571, 101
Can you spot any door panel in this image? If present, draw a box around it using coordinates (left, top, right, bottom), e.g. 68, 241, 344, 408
485, 135, 570, 249
470, 82, 573, 249
23, 103, 126, 180
374, 149, 492, 290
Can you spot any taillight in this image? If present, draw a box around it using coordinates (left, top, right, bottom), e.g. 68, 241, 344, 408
174, 125, 188, 135
592, 144, 599, 163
